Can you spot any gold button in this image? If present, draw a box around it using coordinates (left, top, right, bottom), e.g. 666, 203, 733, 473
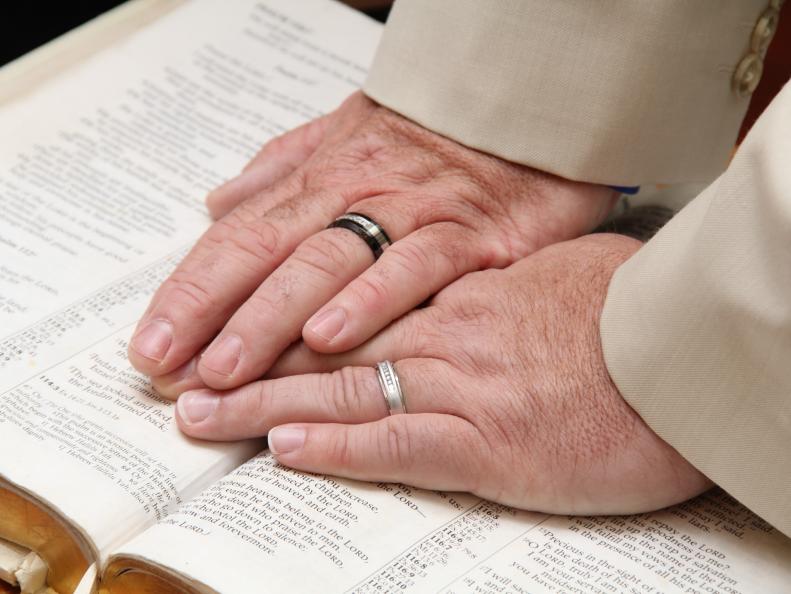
732, 53, 763, 97
751, 8, 780, 54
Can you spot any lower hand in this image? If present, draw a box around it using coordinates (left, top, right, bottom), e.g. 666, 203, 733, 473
173, 234, 710, 515
127, 91, 616, 399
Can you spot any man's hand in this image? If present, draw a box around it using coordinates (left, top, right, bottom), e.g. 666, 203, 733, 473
128, 92, 616, 398
173, 234, 710, 515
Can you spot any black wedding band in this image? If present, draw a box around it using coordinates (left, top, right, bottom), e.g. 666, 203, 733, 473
327, 212, 392, 260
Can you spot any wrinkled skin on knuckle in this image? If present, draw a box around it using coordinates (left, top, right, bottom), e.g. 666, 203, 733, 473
348, 273, 392, 314
326, 367, 374, 420
233, 383, 273, 434
415, 223, 479, 276
427, 271, 507, 369
263, 377, 297, 413
215, 205, 283, 262
441, 233, 479, 277
387, 240, 435, 280
380, 420, 413, 473
390, 316, 440, 362
408, 193, 478, 228
325, 427, 354, 469
223, 224, 280, 269
291, 233, 354, 283
405, 309, 465, 368
160, 272, 221, 324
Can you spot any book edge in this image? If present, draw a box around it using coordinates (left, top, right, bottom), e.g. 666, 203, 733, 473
0, 0, 185, 109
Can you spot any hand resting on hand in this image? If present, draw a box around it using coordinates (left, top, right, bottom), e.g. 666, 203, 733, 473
174, 234, 710, 515
127, 92, 616, 398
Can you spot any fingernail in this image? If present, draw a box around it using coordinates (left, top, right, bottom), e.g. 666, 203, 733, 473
177, 390, 220, 425
305, 308, 346, 342
268, 426, 305, 455
202, 334, 242, 376
130, 319, 173, 362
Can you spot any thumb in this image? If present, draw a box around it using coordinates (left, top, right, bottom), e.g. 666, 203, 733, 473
206, 114, 330, 219
267, 415, 485, 493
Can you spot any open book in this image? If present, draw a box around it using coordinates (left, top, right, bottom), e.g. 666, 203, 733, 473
0, 0, 789, 592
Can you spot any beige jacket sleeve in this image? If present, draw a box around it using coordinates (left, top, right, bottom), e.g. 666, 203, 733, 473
364, 0, 769, 186
363, 0, 790, 536
601, 83, 791, 537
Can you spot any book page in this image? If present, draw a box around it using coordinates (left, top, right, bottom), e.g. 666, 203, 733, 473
441, 490, 791, 594
0, 0, 380, 393
110, 457, 791, 593
0, 0, 381, 562
1, 326, 259, 558
108, 454, 546, 592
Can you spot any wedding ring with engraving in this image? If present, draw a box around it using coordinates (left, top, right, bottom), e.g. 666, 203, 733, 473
328, 212, 391, 260
376, 360, 407, 415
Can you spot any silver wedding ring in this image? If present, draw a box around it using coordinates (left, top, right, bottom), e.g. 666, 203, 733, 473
328, 212, 391, 260
376, 360, 407, 415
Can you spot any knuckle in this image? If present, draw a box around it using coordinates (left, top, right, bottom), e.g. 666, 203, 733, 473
265, 133, 289, 156
447, 298, 497, 327
349, 273, 391, 311
327, 428, 354, 468
161, 273, 218, 321
246, 383, 272, 422
291, 233, 354, 280
387, 240, 433, 279
378, 420, 413, 470
397, 315, 441, 358
325, 367, 367, 419
419, 192, 479, 227
429, 226, 474, 274
202, 217, 238, 246
395, 228, 472, 280
222, 218, 281, 267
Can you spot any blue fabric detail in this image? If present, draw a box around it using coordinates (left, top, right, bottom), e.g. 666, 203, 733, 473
608, 185, 640, 195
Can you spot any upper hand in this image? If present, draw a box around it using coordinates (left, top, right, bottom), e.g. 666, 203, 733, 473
173, 234, 710, 515
128, 92, 616, 398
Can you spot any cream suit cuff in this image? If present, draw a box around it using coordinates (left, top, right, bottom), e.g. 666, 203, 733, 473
363, 0, 771, 186
600, 82, 791, 538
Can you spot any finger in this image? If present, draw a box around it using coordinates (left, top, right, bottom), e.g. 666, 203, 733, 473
150, 353, 206, 400
137, 171, 306, 326
206, 115, 330, 219
196, 200, 421, 390
242, 114, 330, 174
177, 358, 446, 441
267, 308, 440, 379
267, 414, 485, 493
303, 221, 480, 353
128, 187, 348, 377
